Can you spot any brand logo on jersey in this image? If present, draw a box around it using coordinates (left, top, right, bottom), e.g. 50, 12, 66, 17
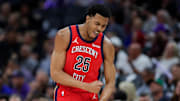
92, 94, 97, 100
61, 91, 64, 96
72, 37, 79, 44
72, 46, 98, 58
92, 43, 100, 48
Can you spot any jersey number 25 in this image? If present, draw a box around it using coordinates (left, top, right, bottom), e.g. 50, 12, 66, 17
74, 55, 91, 73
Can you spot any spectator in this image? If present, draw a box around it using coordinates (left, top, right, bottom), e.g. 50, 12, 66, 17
106, 15, 125, 40
0, 70, 12, 96
139, 93, 152, 101
142, 5, 157, 35
9, 94, 22, 101
45, 85, 53, 101
7, 12, 20, 30
117, 43, 152, 75
114, 89, 127, 101
136, 68, 155, 96
3, 58, 20, 84
119, 81, 138, 101
170, 80, 180, 101
0, 95, 9, 101
110, 35, 127, 87
148, 24, 168, 58
3, 57, 32, 85
131, 17, 145, 48
19, 44, 38, 79
156, 41, 179, 79
110, 35, 127, 68
171, 63, 180, 82
0, 2, 11, 28
27, 93, 49, 101
26, 70, 49, 101
11, 70, 30, 100
150, 79, 170, 101
0, 27, 21, 70
38, 39, 53, 76
156, 9, 172, 30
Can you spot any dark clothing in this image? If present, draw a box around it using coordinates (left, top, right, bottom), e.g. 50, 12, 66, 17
12, 83, 30, 100
0, 84, 12, 96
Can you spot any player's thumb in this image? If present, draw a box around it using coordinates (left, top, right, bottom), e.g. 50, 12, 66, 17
97, 81, 104, 86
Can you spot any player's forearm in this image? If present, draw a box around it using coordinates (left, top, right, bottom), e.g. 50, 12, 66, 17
51, 70, 87, 90
99, 81, 115, 101
50, 51, 87, 90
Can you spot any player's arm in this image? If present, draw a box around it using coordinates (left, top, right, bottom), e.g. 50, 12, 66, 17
50, 27, 103, 93
100, 37, 116, 101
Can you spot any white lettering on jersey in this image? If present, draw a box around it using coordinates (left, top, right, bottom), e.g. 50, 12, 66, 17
73, 72, 86, 82
92, 43, 100, 48
71, 46, 98, 58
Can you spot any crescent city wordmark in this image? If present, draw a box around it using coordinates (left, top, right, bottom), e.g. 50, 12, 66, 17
71, 46, 98, 59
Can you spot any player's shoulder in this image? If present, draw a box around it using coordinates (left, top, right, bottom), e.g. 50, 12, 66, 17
54, 26, 72, 50
103, 36, 115, 58
54, 26, 72, 47
56, 26, 70, 38
103, 36, 114, 49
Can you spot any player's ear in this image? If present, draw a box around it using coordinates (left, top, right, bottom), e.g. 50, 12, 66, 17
86, 15, 90, 22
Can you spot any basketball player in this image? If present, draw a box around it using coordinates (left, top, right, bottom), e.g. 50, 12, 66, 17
50, 4, 116, 101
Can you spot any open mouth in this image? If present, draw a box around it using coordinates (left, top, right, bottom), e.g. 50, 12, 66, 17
94, 31, 99, 35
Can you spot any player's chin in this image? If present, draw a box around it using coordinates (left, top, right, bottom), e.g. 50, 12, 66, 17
90, 33, 98, 39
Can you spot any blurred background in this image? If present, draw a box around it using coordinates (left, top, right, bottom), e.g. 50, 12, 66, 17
0, 0, 179, 101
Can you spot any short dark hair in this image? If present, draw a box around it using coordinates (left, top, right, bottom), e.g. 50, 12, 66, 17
114, 89, 127, 100
174, 63, 180, 68
86, 4, 111, 18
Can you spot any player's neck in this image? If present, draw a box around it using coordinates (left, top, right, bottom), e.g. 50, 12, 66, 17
78, 24, 94, 41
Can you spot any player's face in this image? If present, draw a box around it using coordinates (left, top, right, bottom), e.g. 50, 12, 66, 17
86, 13, 109, 39
176, 81, 180, 95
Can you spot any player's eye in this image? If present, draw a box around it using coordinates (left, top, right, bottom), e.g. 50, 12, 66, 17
95, 22, 100, 26
102, 25, 105, 28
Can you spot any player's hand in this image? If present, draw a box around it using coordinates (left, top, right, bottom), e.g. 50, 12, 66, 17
84, 80, 103, 94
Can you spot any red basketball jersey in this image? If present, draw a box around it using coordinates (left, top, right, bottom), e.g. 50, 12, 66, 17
56, 25, 104, 92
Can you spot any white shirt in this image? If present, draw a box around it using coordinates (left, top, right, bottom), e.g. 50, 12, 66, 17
115, 50, 127, 69
116, 54, 152, 74
155, 57, 179, 79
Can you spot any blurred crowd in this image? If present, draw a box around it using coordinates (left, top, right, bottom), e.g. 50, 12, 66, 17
0, 0, 179, 101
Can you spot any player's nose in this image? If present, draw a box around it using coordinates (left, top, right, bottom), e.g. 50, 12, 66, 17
97, 26, 103, 33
